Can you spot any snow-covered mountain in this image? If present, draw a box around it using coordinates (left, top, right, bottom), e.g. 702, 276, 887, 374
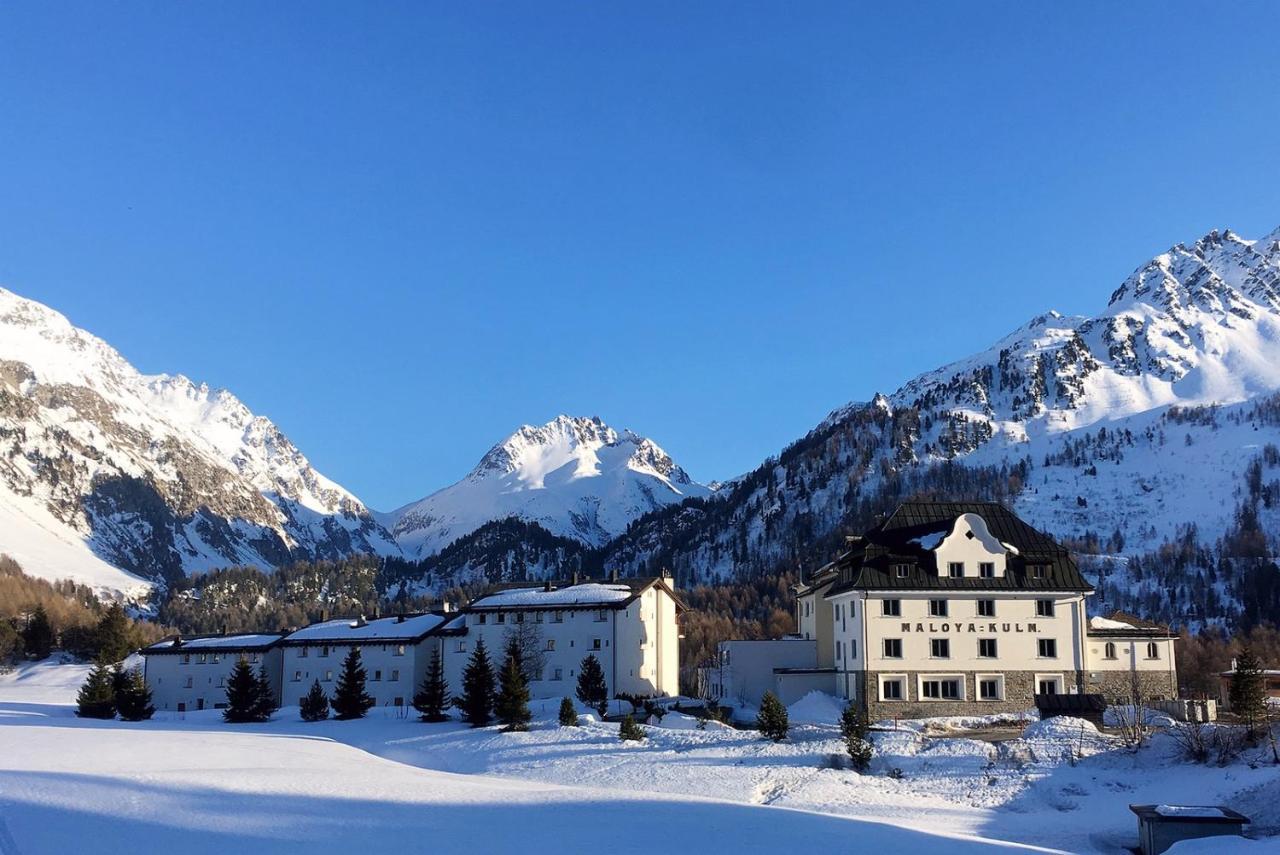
0, 288, 398, 595
389, 415, 709, 558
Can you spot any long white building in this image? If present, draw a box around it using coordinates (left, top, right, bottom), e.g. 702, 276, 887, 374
141, 573, 682, 715
709, 502, 1177, 718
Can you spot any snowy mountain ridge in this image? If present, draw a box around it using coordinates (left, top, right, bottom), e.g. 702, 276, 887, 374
389, 414, 709, 558
0, 288, 398, 594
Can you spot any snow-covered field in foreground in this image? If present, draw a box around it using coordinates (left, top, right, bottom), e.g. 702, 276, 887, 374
2, 663, 1277, 854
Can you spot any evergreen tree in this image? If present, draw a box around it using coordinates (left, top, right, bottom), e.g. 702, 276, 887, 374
756, 691, 789, 742
618, 713, 645, 742
115, 667, 156, 722
558, 697, 579, 727
495, 637, 532, 732
23, 604, 54, 659
299, 679, 330, 722
331, 647, 376, 720
841, 703, 873, 772
575, 654, 609, 717
252, 664, 278, 721
413, 648, 450, 722
76, 662, 117, 719
457, 637, 497, 727
94, 603, 133, 664
223, 657, 263, 723
1231, 646, 1268, 736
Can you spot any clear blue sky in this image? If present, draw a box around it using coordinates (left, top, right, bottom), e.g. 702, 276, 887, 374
2, 3, 1278, 510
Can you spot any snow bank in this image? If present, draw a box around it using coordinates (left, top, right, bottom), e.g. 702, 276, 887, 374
1022, 716, 1099, 740
788, 691, 844, 725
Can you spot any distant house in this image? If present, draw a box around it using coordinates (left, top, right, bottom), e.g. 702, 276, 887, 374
1217, 665, 1280, 710
141, 633, 284, 713
452, 574, 683, 700
278, 612, 461, 710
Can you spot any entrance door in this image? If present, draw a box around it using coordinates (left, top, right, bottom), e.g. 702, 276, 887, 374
196, 698, 205, 711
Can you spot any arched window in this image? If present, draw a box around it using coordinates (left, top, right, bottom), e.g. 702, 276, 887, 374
1147, 642, 1159, 660
1104, 642, 1116, 659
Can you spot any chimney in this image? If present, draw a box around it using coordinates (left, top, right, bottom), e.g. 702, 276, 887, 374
354, 614, 368, 628
571, 571, 580, 586
172, 634, 182, 648
544, 580, 552, 592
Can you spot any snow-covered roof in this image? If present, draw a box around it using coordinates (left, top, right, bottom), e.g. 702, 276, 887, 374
1154, 806, 1229, 819
469, 583, 637, 610
283, 613, 448, 643
144, 633, 282, 653
1089, 616, 1135, 630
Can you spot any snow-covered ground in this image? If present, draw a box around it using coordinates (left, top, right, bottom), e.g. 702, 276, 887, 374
1, 662, 1276, 853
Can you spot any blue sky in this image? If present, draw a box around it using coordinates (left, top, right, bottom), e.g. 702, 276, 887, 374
2, 3, 1278, 510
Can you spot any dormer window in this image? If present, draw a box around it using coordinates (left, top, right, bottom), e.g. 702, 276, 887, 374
893, 563, 911, 579
1029, 565, 1047, 580
947, 562, 964, 578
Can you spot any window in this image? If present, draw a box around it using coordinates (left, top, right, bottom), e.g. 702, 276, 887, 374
592, 638, 601, 650
198, 654, 207, 664
881, 678, 904, 701
293, 670, 301, 682
929, 599, 948, 617
184, 676, 193, 688
535, 611, 544, 623
882, 599, 901, 617
390, 669, 399, 681
553, 611, 564, 623
1146, 642, 1160, 660
300, 647, 308, 658
181, 654, 190, 664
977, 599, 995, 617
882, 638, 903, 658
596, 609, 608, 622
1030, 564, 1046, 579
456, 641, 467, 653
921, 679, 961, 700
979, 562, 995, 578
948, 562, 964, 578
553, 668, 563, 681
546, 639, 556, 651
319, 645, 329, 658
516, 611, 524, 623
373, 670, 382, 681
978, 638, 998, 658
496, 612, 506, 624
930, 638, 950, 658
893, 563, 911, 578
979, 678, 1002, 700
836, 641, 843, 660
478, 613, 487, 625
217, 676, 225, 688
211, 654, 220, 664
1038, 638, 1057, 658
324, 670, 333, 682
849, 640, 857, 659
1036, 599, 1055, 617
1104, 642, 1117, 659
395, 645, 406, 656
1037, 677, 1061, 695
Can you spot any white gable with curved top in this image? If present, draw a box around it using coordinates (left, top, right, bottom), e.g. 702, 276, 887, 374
933, 512, 1008, 577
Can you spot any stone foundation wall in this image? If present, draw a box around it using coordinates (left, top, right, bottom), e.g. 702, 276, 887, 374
862, 670, 1084, 721
1084, 669, 1176, 703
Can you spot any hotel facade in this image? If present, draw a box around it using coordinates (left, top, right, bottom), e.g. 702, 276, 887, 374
711, 502, 1176, 720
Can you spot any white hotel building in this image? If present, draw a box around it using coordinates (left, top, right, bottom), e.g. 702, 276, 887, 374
709, 502, 1177, 719
141, 574, 682, 714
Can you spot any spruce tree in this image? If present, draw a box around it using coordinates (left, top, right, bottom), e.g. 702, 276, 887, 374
223, 657, 262, 723
76, 662, 117, 719
575, 654, 609, 717
495, 638, 532, 732
618, 713, 645, 742
94, 603, 132, 664
756, 691, 789, 742
115, 667, 156, 722
252, 664, 278, 721
458, 637, 497, 727
841, 703, 873, 772
559, 697, 579, 727
331, 647, 376, 720
413, 648, 450, 722
23, 604, 54, 659
1231, 646, 1267, 736
299, 679, 330, 722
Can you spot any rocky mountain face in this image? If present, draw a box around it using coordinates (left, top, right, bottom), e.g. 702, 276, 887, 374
0, 289, 398, 593
388, 415, 709, 559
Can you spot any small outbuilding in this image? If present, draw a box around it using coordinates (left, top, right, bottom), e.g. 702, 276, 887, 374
1034, 693, 1106, 729
1128, 804, 1249, 855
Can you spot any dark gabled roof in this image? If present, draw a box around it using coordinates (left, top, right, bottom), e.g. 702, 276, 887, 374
825, 501, 1094, 596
